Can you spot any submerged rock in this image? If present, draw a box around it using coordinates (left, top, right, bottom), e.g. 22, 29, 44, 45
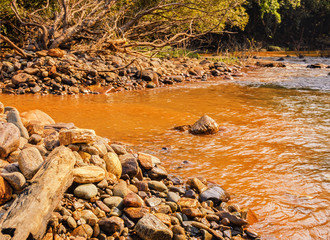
189, 115, 219, 135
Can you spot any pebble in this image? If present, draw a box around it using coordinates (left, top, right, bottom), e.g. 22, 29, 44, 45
73, 183, 98, 200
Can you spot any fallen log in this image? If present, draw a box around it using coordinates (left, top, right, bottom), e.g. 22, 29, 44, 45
0, 146, 76, 240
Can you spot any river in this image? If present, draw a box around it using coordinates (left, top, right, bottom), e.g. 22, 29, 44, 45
0, 55, 329, 239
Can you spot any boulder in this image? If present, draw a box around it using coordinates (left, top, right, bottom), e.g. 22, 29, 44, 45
6, 108, 29, 139
189, 115, 219, 135
18, 147, 44, 180
21, 109, 55, 126
134, 214, 173, 240
110, 144, 127, 155
59, 128, 96, 145
103, 152, 122, 178
0, 122, 20, 158
72, 165, 106, 183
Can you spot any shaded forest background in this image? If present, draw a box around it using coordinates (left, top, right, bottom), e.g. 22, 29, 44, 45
0, 0, 329, 54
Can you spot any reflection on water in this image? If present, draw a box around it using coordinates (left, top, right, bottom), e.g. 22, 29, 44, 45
0, 57, 329, 239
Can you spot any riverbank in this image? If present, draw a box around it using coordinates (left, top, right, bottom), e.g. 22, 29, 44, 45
0, 102, 259, 239
0, 50, 244, 95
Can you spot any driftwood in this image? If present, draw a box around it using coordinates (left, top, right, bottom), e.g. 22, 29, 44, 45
0, 146, 75, 240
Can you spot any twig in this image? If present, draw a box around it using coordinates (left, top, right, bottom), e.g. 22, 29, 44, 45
0, 34, 33, 58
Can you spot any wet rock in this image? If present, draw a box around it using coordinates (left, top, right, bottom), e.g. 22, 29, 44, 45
200, 186, 230, 203
59, 128, 96, 145
148, 166, 168, 180
11, 73, 32, 85
189, 115, 219, 135
0, 122, 20, 158
124, 207, 150, 221
1, 171, 26, 191
190, 177, 208, 193
6, 108, 29, 139
0, 176, 12, 204
216, 211, 248, 226
73, 183, 98, 200
71, 224, 93, 238
148, 180, 168, 192
120, 154, 139, 179
307, 63, 323, 68
103, 152, 122, 179
18, 147, 44, 179
110, 144, 127, 155
138, 152, 161, 170
99, 216, 124, 235
72, 165, 106, 183
177, 197, 199, 209
134, 213, 173, 240
123, 192, 144, 207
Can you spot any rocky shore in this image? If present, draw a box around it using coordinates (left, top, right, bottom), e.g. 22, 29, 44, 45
0, 50, 243, 95
0, 101, 259, 240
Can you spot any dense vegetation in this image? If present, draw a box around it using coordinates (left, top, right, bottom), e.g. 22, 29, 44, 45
0, 0, 329, 52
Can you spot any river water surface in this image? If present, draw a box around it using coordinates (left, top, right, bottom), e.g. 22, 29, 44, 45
0, 56, 329, 239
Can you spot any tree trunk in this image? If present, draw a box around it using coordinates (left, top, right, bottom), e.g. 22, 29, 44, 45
0, 146, 75, 240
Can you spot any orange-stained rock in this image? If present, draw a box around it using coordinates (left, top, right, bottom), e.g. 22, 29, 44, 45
177, 197, 199, 209
59, 129, 96, 145
47, 48, 65, 58
189, 115, 219, 135
0, 122, 20, 158
0, 176, 12, 204
21, 109, 55, 127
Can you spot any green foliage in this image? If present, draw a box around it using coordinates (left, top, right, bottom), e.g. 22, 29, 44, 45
154, 46, 200, 58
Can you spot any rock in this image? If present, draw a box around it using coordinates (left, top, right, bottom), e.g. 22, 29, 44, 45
145, 197, 162, 207
200, 186, 230, 203
113, 180, 128, 198
148, 180, 168, 192
148, 166, 168, 180
80, 209, 98, 223
96, 200, 111, 213
146, 82, 156, 88
1, 171, 26, 191
59, 128, 96, 145
181, 208, 203, 218
11, 73, 32, 85
120, 154, 139, 179
44, 131, 60, 151
103, 152, 122, 178
99, 216, 124, 235
110, 144, 127, 155
28, 134, 42, 144
18, 147, 44, 180
138, 152, 160, 170
6, 108, 29, 139
135, 214, 173, 240
103, 196, 124, 209
0, 122, 20, 158
189, 115, 219, 135
177, 197, 199, 209
72, 165, 106, 183
47, 49, 65, 58
167, 192, 180, 203
123, 192, 144, 207
0, 176, 12, 204
190, 177, 207, 193
73, 183, 98, 200
66, 216, 77, 229
21, 109, 55, 126
24, 68, 39, 75
216, 211, 248, 226
124, 207, 150, 221
71, 224, 93, 238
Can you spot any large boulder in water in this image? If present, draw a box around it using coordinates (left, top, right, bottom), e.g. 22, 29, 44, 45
189, 115, 219, 135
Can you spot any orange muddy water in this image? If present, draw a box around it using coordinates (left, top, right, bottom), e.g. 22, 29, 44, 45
1, 56, 329, 239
